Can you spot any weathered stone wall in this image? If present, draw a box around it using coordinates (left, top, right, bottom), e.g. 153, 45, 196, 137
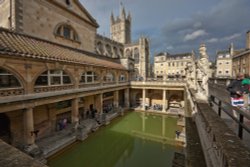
0, 0, 10, 29
18, 0, 97, 52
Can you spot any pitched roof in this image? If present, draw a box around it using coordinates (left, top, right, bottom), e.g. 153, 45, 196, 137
0, 28, 126, 70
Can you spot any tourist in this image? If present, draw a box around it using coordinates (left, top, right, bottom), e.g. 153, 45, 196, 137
242, 74, 250, 110
227, 74, 244, 118
226, 74, 244, 107
175, 130, 181, 139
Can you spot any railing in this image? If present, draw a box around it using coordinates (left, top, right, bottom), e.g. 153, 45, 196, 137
34, 84, 74, 93
79, 82, 101, 88
209, 82, 250, 139
187, 87, 250, 167
130, 80, 186, 86
0, 88, 25, 97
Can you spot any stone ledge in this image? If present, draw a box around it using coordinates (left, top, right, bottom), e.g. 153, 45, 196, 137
196, 102, 250, 167
0, 140, 48, 167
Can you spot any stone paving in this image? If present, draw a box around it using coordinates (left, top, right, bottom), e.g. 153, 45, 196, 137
36, 118, 101, 158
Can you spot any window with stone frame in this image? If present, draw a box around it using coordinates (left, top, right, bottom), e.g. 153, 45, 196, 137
0, 68, 21, 88
119, 73, 126, 82
55, 24, 79, 41
80, 71, 98, 83
104, 72, 114, 82
35, 70, 71, 86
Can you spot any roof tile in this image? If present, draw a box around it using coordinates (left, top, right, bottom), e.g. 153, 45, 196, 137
0, 28, 126, 70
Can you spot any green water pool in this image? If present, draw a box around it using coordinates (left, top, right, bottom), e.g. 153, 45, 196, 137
48, 111, 183, 167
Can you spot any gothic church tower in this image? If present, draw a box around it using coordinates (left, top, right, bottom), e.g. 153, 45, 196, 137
110, 5, 131, 44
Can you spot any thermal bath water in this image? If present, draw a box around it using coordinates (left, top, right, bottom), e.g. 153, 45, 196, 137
48, 112, 183, 167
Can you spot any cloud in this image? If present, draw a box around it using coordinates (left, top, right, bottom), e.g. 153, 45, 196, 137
184, 29, 207, 41
80, 0, 250, 61
221, 33, 241, 41
206, 38, 219, 43
206, 33, 241, 43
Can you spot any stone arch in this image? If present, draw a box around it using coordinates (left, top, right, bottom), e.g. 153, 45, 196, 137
105, 44, 112, 57
113, 46, 118, 58
0, 113, 11, 144
54, 22, 79, 41
33, 68, 75, 87
0, 66, 24, 89
125, 49, 132, 58
120, 48, 124, 58
96, 41, 104, 55
103, 71, 115, 82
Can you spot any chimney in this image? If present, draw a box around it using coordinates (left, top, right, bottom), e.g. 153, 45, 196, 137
247, 30, 250, 49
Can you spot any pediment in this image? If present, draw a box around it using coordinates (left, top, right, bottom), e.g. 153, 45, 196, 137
53, 0, 99, 27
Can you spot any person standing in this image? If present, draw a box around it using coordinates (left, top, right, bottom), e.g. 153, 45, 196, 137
227, 74, 244, 111
242, 74, 250, 110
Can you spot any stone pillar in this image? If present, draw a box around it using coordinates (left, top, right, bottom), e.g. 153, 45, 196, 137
125, 88, 130, 108
23, 108, 35, 145
96, 94, 103, 114
71, 98, 79, 124
162, 89, 166, 112
114, 90, 119, 107
142, 88, 146, 110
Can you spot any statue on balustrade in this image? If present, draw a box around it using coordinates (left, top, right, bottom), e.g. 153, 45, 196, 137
195, 43, 210, 100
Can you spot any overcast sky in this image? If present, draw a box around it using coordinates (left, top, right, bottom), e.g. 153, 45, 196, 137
80, 0, 250, 61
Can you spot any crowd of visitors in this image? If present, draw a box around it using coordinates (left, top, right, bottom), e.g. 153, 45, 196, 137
227, 73, 250, 112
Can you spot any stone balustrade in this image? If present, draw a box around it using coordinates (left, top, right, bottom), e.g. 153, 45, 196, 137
130, 80, 186, 87
187, 87, 250, 167
0, 88, 25, 97
34, 85, 75, 93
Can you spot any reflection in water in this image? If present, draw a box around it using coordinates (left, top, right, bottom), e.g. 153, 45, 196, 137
48, 112, 182, 167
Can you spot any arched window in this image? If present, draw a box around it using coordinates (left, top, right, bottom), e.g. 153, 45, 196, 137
125, 49, 132, 58
80, 71, 98, 83
55, 24, 79, 41
113, 47, 118, 58
104, 72, 114, 82
96, 42, 104, 54
105, 44, 112, 57
35, 70, 71, 86
0, 68, 21, 88
134, 48, 139, 64
119, 73, 126, 82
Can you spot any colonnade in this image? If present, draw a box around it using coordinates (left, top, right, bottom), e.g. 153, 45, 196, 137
22, 88, 130, 146
141, 89, 168, 112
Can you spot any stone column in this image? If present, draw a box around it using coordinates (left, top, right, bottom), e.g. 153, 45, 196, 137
142, 88, 146, 110
23, 108, 35, 145
71, 98, 79, 124
113, 90, 119, 108
125, 88, 130, 108
162, 89, 166, 112
96, 93, 103, 114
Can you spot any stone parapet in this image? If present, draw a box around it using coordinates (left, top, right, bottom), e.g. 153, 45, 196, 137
193, 101, 250, 167
0, 140, 48, 167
